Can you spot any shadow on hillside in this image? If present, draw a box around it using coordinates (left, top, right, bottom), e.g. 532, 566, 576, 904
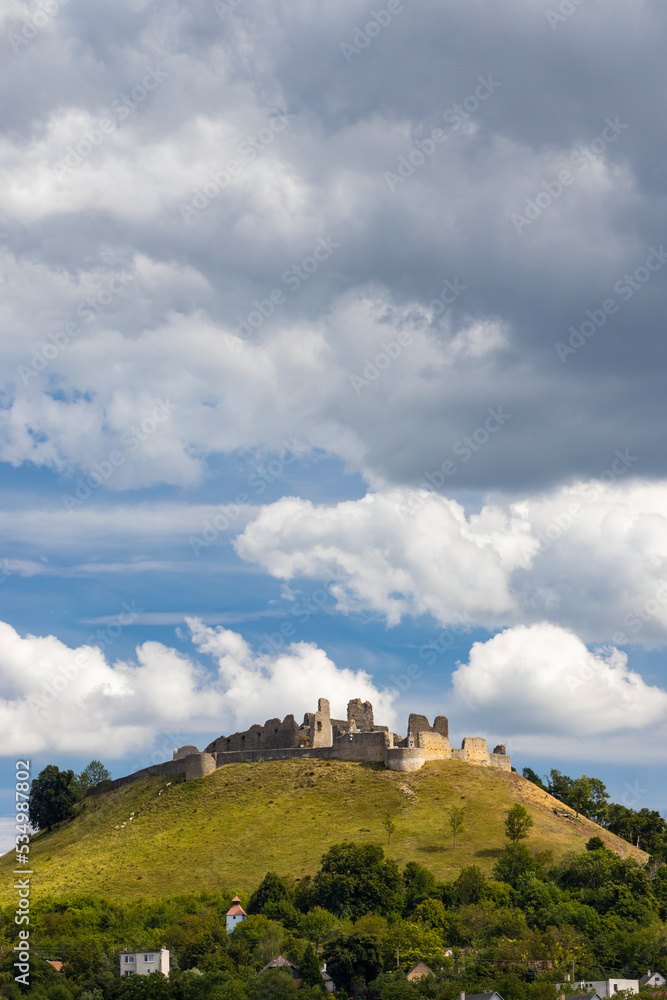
359, 762, 386, 771
417, 845, 446, 853
474, 847, 503, 859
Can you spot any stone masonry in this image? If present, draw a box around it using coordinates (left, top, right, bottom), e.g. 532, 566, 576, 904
112, 698, 511, 789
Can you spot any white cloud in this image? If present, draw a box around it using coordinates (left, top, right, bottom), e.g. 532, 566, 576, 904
235, 480, 667, 644
0, 618, 395, 757
449, 623, 667, 763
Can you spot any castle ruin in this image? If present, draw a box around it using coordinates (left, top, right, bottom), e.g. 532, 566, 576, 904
108, 698, 511, 790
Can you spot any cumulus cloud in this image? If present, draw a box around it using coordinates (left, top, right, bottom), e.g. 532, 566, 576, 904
448, 623, 667, 763
0, 618, 395, 757
0, 0, 666, 492
235, 480, 667, 644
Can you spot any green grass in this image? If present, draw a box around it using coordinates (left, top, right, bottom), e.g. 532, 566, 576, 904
0, 759, 643, 904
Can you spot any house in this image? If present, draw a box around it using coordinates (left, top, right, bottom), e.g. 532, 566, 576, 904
407, 963, 433, 981
321, 964, 335, 994
226, 895, 247, 934
555, 981, 639, 998
557, 994, 603, 1000
640, 973, 666, 989
460, 992, 504, 1000
119, 948, 169, 977
261, 956, 301, 985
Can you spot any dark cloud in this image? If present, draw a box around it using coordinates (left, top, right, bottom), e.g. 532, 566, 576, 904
1, 0, 666, 492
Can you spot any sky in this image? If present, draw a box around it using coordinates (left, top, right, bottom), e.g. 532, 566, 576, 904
1, 0, 667, 855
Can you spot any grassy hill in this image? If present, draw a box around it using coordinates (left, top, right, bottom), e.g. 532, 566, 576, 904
0, 758, 645, 904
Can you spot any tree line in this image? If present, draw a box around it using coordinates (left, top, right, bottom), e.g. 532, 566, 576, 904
521, 768, 667, 859
2, 811, 666, 1000
28, 762, 112, 833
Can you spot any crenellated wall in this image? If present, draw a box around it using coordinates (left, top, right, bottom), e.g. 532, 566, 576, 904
112, 698, 511, 789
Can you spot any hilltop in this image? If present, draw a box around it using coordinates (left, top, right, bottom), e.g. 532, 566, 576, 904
0, 758, 645, 903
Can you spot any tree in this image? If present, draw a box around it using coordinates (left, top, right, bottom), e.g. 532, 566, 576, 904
78, 761, 112, 807
449, 806, 465, 847
455, 865, 486, 905
493, 844, 538, 888
247, 872, 292, 915
505, 804, 534, 843
587, 777, 609, 823
299, 944, 324, 992
381, 809, 396, 846
546, 769, 573, 803
568, 775, 592, 818
522, 767, 547, 791
312, 842, 404, 918
298, 907, 337, 953
322, 932, 383, 993
29, 764, 77, 831
409, 898, 448, 933
586, 836, 605, 852
402, 861, 439, 909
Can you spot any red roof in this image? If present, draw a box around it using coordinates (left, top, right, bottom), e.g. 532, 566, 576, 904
226, 895, 247, 917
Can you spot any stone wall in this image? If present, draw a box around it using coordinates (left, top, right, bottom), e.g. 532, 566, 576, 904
107, 752, 216, 791
461, 736, 491, 763
418, 731, 452, 758
386, 747, 425, 772
205, 715, 301, 754
329, 730, 388, 763
108, 697, 511, 790
311, 698, 333, 747
347, 698, 374, 731
408, 713, 450, 743
489, 751, 512, 771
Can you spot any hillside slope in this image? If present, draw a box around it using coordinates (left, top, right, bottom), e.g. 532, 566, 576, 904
0, 759, 645, 903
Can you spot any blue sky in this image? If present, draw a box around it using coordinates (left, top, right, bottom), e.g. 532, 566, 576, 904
1, 0, 667, 854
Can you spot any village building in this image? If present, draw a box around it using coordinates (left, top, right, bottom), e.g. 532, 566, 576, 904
226, 894, 247, 934
261, 955, 301, 985
555, 981, 639, 997
407, 962, 434, 981
119, 948, 169, 977
640, 973, 666, 989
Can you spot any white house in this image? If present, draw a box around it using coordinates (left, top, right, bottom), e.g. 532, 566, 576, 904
226, 895, 247, 934
555, 980, 639, 997
640, 973, 666, 989
120, 948, 169, 977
